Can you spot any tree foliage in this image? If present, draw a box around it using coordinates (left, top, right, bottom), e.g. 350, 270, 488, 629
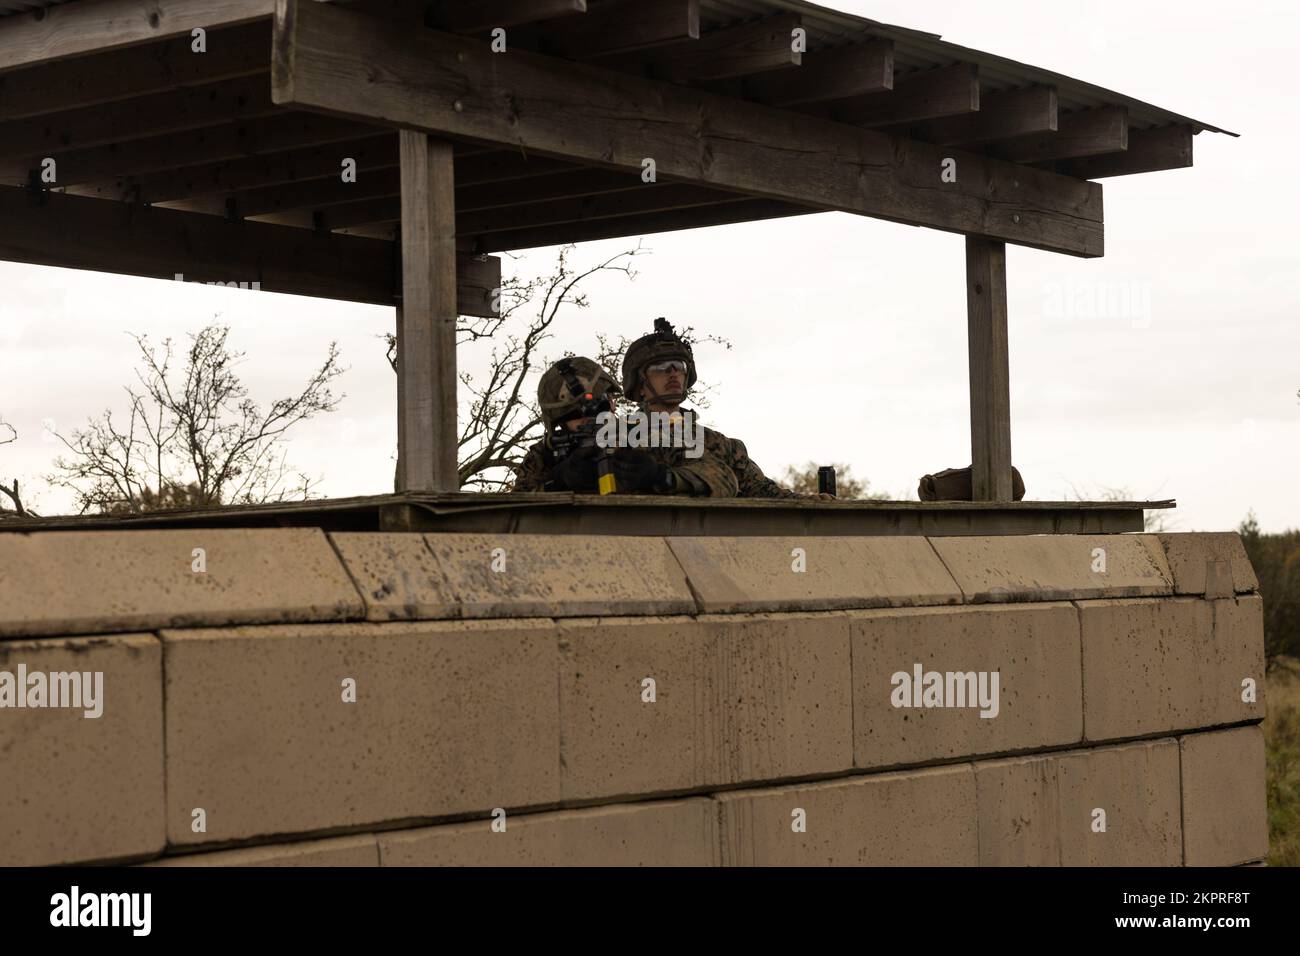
1239, 511, 1300, 672
780, 461, 887, 500
48, 324, 344, 514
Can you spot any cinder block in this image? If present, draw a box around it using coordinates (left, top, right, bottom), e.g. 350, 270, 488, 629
148, 834, 379, 867
0, 634, 163, 866
329, 533, 456, 621
1180, 725, 1268, 866
558, 614, 852, 801
667, 536, 960, 613
1079, 597, 1263, 741
0, 529, 363, 638
715, 764, 977, 866
929, 534, 1172, 603
850, 603, 1081, 769
974, 739, 1181, 866
424, 533, 696, 617
1157, 533, 1259, 595
163, 619, 560, 846
380, 799, 718, 866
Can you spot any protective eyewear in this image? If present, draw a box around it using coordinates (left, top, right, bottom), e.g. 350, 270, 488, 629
646, 360, 688, 375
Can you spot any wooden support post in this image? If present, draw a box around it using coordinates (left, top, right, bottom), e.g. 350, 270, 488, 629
396, 131, 458, 492
965, 236, 1013, 501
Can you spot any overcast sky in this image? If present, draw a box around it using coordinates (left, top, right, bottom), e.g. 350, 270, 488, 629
2, 0, 1295, 531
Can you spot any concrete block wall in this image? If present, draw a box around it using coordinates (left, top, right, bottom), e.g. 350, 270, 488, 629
0, 529, 1266, 866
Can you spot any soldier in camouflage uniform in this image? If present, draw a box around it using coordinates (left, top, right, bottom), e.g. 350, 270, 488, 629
510, 355, 733, 495
620, 318, 821, 499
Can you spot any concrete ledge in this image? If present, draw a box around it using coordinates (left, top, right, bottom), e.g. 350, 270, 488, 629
0, 529, 363, 639
162, 620, 561, 846
850, 603, 1082, 769
1079, 597, 1263, 741
0, 634, 163, 866
1157, 533, 1259, 595
557, 614, 852, 801
379, 798, 719, 866
667, 536, 961, 612
146, 834, 380, 867
974, 739, 1181, 865
329, 532, 457, 621
929, 534, 1172, 603
1180, 725, 1268, 866
424, 533, 697, 618
715, 764, 977, 866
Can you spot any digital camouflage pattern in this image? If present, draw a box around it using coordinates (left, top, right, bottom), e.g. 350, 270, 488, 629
536, 355, 620, 428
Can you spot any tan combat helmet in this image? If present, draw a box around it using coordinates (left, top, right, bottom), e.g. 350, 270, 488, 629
537, 356, 620, 429
620, 317, 698, 403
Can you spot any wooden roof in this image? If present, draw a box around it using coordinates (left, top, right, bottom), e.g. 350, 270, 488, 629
0, 0, 1233, 306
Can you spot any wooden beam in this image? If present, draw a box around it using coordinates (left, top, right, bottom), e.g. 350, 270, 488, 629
0, 0, 274, 74
0, 113, 379, 187
536, 0, 698, 59
470, 198, 816, 252
460, 183, 739, 234
396, 131, 458, 492
0, 184, 498, 313
965, 236, 1012, 502
1051, 124, 1190, 179
902, 86, 1057, 146
0, 22, 271, 122
630, 13, 801, 83
434, 0, 588, 33
833, 63, 980, 128
272, 0, 1103, 256
0, 76, 277, 162
745, 39, 892, 107
991, 106, 1128, 163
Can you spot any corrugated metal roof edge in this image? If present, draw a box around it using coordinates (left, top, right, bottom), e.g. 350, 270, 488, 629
770, 0, 1239, 137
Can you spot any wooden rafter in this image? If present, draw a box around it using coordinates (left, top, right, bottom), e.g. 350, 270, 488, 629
1050, 124, 1191, 179
623, 13, 802, 83
745, 39, 893, 107
272, 0, 1103, 256
991, 106, 1128, 164
833, 63, 980, 128
901, 86, 1058, 147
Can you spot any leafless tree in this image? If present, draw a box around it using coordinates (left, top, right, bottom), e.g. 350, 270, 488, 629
48, 323, 345, 514
386, 243, 651, 491
781, 461, 888, 500
0, 418, 34, 517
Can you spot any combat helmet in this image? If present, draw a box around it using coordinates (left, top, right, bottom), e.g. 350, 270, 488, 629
537, 355, 620, 429
621, 317, 698, 403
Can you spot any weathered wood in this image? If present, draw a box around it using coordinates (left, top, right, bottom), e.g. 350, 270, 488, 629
1052, 124, 1191, 179
991, 106, 1128, 163
434, 0, 587, 33
0, 76, 277, 162
471, 198, 815, 252
0, 113, 379, 187
0, 22, 271, 122
833, 63, 979, 128
396, 131, 459, 492
902, 86, 1057, 146
0, 0, 274, 74
631, 13, 801, 83
745, 39, 892, 107
0, 183, 498, 315
273, 0, 1104, 256
965, 237, 1012, 502
460, 183, 740, 233
536, 0, 697, 58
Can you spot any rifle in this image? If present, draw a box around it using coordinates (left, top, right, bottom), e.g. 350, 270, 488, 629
549, 359, 618, 495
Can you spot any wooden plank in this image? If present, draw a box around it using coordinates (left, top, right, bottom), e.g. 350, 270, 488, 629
536, 0, 697, 59
745, 39, 892, 107
632, 13, 801, 83
833, 63, 979, 128
460, 182, 739, 233
0, 0, 274, 74
471, 198, 816, 252
0, 114, 379, 187
991, 106, 1128, 163
902, 85, 1057, 146
965, 237, 1012, 502
272, 0, 1103, 256
396, 131, 459, 492
0, 76, 277, 162
0, 22, 271, 122
434, 0, 588, 33
0, 183, 498, 315
1052, 124, 1190, 179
